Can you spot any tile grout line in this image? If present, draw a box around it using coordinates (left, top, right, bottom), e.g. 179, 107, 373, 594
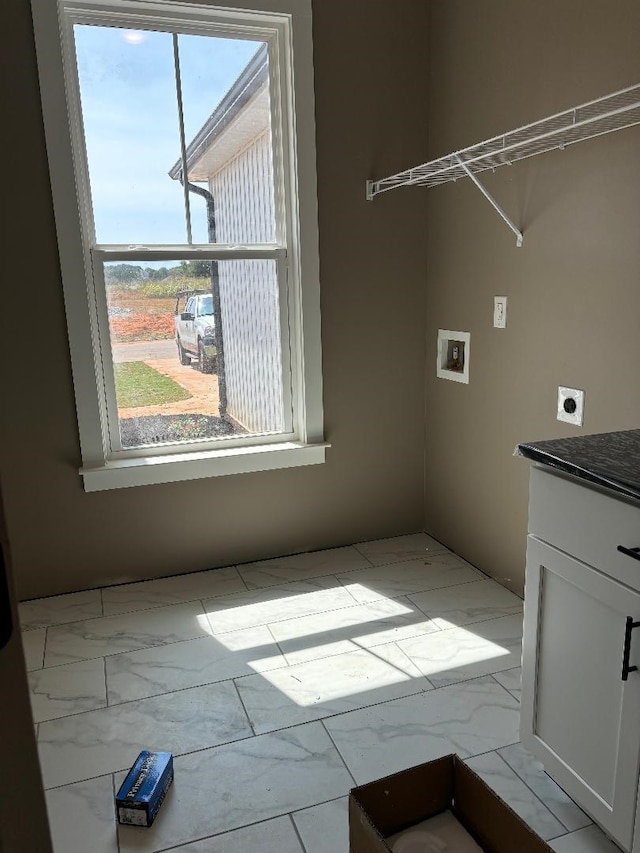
229, 675, 435, 738
466, 740, 521, 761
42, 724, 257, 792
490, 670, 523, 703
405, 588, 523, 624
238, 551, 469, 592
337, 572, 366, 605
490, 748, 574, 837
43, 667, 510, 791
20, 594, 105, 632
338, 577, 507, 608
230, 677, 256, 736
356, 551, 458, 570
545, 825, 603, 844
495, 747, 591, 835
30, 601, 206, 631
148, 803, 332, 853
264, 621, 290, 666
352, 539, 452, 566
212, 582, 516, 646
46, 588, 460, 670
288, 812, 310, 853
383, 640, 436, 691
320, 719, 358, 788
40, 671, 272, 722
291, 794, 349, 814
235, 564, 251, 591
103, 584, 243, 618
61, 630, 435, 714
36, 577, 354, 627
41, 626, 49, 670
235, 549, 481, 597
27, 561, 498, 639
44, 767, 120, 792
488, 673, 522, 701
34, 580, 256, 626
176, 660, 436, 724
189, 591, 516, 670
39, 654, 522, 730
40, 600, 311, 669
152, 795, 352, 853
111, 773, 122, 853
103, 655, 109, 707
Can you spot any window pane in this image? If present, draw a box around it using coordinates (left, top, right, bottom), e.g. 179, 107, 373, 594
104, 259, 285, 449
175, 36, 276, 244
74, 25, 186, 244
73, 26, 272, 245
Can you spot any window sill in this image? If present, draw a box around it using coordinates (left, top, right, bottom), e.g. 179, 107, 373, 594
80, 441, 329, 492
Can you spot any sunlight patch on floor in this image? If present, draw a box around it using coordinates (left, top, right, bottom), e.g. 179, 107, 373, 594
197, 593, 511, 707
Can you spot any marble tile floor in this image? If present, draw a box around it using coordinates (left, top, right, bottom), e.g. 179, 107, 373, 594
19, 533, 621, 852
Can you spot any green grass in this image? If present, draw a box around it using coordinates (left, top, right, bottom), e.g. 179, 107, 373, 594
114, 361, 192, 408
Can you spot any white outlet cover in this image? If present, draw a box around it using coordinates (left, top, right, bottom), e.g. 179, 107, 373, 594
557, 386, 585, 426
493, 296, 507, 328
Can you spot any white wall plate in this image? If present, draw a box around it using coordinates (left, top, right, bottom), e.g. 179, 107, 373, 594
557, 386, 585, 426
437, 330, 470, 384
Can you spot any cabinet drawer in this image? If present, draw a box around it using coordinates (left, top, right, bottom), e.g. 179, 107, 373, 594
529, 465, 640, 589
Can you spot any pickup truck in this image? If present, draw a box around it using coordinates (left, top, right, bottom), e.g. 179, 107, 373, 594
174, 289, 217, 373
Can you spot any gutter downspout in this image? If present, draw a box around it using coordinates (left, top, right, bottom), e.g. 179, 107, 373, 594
179, 176, 228, 419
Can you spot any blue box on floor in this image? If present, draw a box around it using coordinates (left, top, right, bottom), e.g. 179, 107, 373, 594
116, 751, 174, 827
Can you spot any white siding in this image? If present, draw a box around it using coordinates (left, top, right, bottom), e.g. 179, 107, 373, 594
210, 132, 283, 434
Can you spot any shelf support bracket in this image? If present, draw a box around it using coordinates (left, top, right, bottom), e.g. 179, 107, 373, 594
453, 153, 523, 247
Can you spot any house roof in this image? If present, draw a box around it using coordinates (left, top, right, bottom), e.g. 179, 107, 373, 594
168, 42, 269, 182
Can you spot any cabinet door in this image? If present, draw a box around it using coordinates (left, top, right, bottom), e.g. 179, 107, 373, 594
521, 535, 640, 851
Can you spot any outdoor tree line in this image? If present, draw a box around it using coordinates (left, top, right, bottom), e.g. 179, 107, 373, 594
105, 260, 212, 284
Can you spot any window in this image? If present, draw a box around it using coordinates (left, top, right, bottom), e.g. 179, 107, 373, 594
31, 0, 324, 490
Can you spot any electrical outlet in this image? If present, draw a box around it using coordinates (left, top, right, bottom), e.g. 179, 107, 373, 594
493, 296, 507, 328
557, 386, 585, 426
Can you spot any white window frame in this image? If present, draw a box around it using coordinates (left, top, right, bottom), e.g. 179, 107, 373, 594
30, 0, 325, 491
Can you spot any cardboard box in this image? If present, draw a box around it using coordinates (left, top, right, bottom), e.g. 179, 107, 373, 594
116, 751, 174, 827
349, 754, 554, 852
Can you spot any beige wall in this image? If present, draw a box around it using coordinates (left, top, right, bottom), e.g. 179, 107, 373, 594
424, 0, 640, 594
1, 0, 429, 600
8, 0, 636, 603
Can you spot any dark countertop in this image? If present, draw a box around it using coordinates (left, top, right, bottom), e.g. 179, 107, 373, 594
516, 430, 640, 502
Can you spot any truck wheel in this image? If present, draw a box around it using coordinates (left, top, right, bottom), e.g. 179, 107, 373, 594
177, 340, 191, 366
199, 341, 215, 374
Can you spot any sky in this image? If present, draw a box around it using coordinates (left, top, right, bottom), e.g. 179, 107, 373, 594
74, 25, 261, 250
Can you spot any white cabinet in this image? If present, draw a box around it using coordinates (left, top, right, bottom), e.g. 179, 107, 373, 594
521, 465, 640, 852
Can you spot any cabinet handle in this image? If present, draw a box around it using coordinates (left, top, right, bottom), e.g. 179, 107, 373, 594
622, 617, 640, 681
617, 545, 640, 562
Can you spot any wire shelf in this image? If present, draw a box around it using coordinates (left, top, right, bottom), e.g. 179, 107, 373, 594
367, 83, 640, 198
